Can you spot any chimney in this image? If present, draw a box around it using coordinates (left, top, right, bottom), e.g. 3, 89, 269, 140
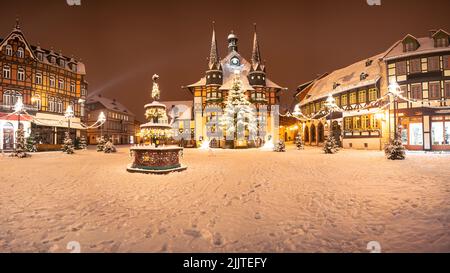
429, 29, 437, 38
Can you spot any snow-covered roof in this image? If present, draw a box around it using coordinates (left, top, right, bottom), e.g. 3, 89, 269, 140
384, 31, 450, 61
0, 24, 86, 75
300, 52, 386, 106
86, 95, 135, 116
186, 51, 282, 91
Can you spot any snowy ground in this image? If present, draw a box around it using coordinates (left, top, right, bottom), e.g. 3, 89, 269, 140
0, 146, 449, 253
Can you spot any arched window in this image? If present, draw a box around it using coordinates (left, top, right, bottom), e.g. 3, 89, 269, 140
304, 125, 310, 143
57, 99, 63, 113
32, 95, 41, 110
13, 91, 23, 105
48, 97, 56, 112
49, 76, 56, 87
3, 90, 12, 105
5, 45, 13, 56
17, 68, 25, 81
17, 47, 25, 58
58, 79, 65, 90
318, 122, 324, 143
3, 66, 11, 79
310, 124, 316, 143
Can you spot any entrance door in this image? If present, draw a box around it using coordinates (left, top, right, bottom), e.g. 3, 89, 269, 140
3, 123, 15, 150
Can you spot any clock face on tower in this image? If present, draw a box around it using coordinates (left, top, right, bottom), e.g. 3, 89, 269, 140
230, 57, 240, 66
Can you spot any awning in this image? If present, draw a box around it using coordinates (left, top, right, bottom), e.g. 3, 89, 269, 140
0, 113, 33, 122
32, 113, 86, 130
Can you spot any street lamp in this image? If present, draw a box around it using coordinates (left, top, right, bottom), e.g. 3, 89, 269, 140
64, 104, 75, 141
98, 111, 106, 139
325, 93, 337, 140
13, 97, 24, 150
388, 81, 402, 140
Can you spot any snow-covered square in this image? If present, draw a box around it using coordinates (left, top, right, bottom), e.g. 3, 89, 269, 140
0, 146, 449, 253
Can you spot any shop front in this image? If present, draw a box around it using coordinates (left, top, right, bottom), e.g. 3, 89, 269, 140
398, 108, 450, 151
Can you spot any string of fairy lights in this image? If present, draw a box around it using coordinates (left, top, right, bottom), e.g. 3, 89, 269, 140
281, 81, 450, 122
4, 97, 106, 130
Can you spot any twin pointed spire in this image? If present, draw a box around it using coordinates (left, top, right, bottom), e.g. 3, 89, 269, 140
208, 21, 220, 70
207, 22, 264, 71
251, 23, 262, 67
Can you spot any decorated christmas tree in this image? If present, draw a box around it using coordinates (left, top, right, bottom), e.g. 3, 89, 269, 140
219, 71, 258, 145
79, 135, 88, 150
295, 135, 304, 150
274, 140, 286, 152
104, 139, 117, 153
385, 133, 406, 160
26, 134, 37, 153
97, 136, 106, 152
62, 132, 74, 154
11, 126, 29, 158
323, 135, 338, 154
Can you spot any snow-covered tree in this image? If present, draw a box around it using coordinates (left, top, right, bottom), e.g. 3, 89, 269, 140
79, 135, 87, 150
97, 136, 106, 152
62, 132, 74, 154
274, 140, 286, 152
295, 135, 304, 150
219, 71, 258, 142
104, 139, 117, 153
26, 134, 37, 153
323, 135, 338, 154
385, 133, 406, 160
11, 126, 29, 158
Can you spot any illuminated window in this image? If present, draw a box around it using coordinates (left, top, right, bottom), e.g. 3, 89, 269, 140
70, 82, 76, 93
341, 94, 348, 106
349, 92, 357, 104
58, 79, 65, 89
50, 76, 56, 87
35, 73, 42, 85
368, 88, 378, 101
358, 90, 366, 104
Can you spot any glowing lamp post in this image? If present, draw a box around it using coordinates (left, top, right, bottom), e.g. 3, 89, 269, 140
64, 105, 75, 141
98, 111, 106, 138
13, 97, 24, 149
325, 93, 337, 139
388, 81, 402, 139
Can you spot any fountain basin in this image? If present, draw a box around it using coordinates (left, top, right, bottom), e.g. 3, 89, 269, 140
127, 146, 187, 174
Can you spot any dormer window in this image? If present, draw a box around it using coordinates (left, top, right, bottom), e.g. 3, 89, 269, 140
360, 72, 368, 81
17, 47, 24, 58
333, 82, 340, 89
365, 59, 373, 67
37, 52, 43, 61
59, 59, 65, 67
435, 37, 449, 48
405, 42, 416, 52
432, 30, 450, 48
402, 35, 420, 52
5, 45, 12, 56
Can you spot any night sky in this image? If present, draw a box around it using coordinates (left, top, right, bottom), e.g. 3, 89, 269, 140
1, 0, 450, 121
